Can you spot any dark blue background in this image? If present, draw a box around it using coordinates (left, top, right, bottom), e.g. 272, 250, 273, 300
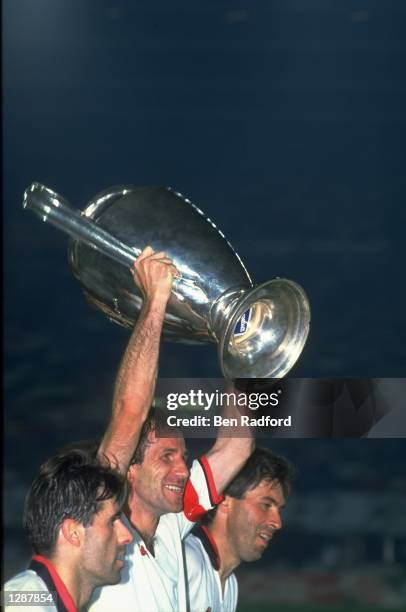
4, 0, 406, 587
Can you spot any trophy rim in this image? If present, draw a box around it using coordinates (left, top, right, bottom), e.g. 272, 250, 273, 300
218, 278, 311, 380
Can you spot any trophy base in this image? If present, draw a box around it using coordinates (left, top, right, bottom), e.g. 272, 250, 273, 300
219, 279, 310, 379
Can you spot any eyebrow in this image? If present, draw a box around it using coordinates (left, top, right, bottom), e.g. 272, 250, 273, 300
161, 447, 189, 459
108, 509, 123, 522
261, 495, 286, 509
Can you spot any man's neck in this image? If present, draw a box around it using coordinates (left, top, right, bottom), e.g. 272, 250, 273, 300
49, 555, 91, 610
207, 523, 240, 590
125, 495, 160, 554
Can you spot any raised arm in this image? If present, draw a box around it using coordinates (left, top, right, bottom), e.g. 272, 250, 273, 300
98, 246, 177, 473
204, 384, 255, 494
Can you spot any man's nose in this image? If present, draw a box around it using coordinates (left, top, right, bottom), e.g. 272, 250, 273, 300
117, 518, 133, 545
175, 457, 189, 480
269, 507, 282, 531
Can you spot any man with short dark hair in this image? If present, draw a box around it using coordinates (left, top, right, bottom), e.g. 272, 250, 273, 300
4, 448, 132, 612
89, 247, 254, 611
184, 448, 294, 612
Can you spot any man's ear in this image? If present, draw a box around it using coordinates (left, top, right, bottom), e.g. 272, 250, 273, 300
126, 463, 139, 482
216, 495, 233, 515
60, 518, 84, 547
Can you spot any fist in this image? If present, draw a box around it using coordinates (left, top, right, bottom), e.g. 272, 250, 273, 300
131, 246, 179, 307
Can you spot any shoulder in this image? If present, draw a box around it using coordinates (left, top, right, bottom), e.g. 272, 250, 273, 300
229, 572, 238, 590
184, 533, 209, 576
184, 533, 204, 558
5, 570, 47, 592
225, 571, 239, 606
4, 572, 53, 612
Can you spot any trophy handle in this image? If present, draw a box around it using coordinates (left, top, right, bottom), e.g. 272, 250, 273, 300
23, 183, 138, 269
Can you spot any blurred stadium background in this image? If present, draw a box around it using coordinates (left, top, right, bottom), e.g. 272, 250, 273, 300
4, 1, 406, 608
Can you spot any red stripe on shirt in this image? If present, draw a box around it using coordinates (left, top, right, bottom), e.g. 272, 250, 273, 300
200, 525, 221, 569
199, 455, 223, 505
183, 478, 206, 521
32, 555, 77, 612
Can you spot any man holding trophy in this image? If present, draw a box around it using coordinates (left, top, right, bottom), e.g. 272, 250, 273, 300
87, 245, 255, 611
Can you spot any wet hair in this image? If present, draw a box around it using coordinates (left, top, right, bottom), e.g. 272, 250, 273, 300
129, 406, 181, 465
202, 447, 295, 524
23, 445, 126, 557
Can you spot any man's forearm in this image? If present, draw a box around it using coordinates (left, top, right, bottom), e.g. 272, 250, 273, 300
98, 300, 166, 472
205, 435, 254, 494
98, 246, 177, 472
205, 387, 255, 494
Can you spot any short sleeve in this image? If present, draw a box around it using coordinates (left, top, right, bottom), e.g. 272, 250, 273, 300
174, 457, 223, 539
183, 457, 223, 522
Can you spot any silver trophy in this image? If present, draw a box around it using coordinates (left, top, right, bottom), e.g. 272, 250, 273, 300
23, 182, 310, 379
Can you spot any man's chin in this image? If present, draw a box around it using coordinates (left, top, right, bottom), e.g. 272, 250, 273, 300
242, 550, 263, 563
109, 569, 123, 585
163, 489, 184, 512
165, 498, 183, 513
95, 571, 121, 588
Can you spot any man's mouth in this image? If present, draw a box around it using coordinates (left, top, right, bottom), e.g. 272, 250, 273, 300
257, 531, 273, 546
164, 484, 184, 495
115, 549, 126, 564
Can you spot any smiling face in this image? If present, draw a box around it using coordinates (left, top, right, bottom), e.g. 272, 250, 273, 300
226, 479, 285, 562
80, 498, 132, 586
128, 430, 189, 517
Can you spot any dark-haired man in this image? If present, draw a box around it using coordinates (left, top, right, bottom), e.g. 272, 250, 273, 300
184, 448, 294, 612
89, 247, 254, 611
4, 449, 132, 612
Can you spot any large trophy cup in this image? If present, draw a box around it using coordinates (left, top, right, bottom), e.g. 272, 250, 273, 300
23, 182, 310, 379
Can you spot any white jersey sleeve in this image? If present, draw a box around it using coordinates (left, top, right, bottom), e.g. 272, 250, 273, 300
176, 456, 224, 539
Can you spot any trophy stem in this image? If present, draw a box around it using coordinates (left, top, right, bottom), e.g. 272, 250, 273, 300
210, 287, 248, 341
23, 183, 138, 269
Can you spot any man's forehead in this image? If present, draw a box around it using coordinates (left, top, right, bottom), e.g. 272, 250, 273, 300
248, 478, 286, 503
93, 497, 120, 520
146, 430, 186, 453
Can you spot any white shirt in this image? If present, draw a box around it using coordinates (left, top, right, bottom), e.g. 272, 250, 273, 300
89, 457, 222, 612
184, 527, 238, 612
4, 555, 77, 612
4, 571, 55, 612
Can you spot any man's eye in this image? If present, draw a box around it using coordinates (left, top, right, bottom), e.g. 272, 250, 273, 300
111, 512, 122, 524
